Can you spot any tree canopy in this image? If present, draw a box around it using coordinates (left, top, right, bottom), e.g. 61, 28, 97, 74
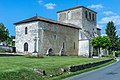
105, 21, 118, 51
91, 36, 110, 55
101, 36, 110, 49
0, 23, 9, 42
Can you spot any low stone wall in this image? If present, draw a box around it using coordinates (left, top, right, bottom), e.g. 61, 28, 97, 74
68, 59, 114, 72
32, 59, 114, 77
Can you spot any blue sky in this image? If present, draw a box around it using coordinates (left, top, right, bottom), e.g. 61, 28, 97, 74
0, 0, 120, 36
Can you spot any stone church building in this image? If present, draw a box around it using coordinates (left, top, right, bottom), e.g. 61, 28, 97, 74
15, 5, 101, 57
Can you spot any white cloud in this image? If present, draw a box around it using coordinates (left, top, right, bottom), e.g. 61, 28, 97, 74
38, 0, 43, 4
44, 3, 56, 9
99, 15, 120, 25
97, 24, 104, 29
101, 34, 107, 36
103, 11, 117, 16
88, 4, 104, 10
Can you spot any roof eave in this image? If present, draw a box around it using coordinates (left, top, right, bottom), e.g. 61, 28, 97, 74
57, 5, 97, 14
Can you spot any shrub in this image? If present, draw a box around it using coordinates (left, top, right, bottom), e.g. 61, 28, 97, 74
102, 54, 115, 58
0, 48, 5, 53
114, 51, 120, 57
25, 54, 44, 58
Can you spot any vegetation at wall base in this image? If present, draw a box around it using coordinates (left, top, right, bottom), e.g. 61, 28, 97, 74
113, 51, 120, 57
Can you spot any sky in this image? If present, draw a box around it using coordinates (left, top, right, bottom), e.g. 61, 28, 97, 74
0, 0, 120, 36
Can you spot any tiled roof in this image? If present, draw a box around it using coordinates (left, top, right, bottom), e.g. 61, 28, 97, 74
14, 16, 81, 29
57, 5, 97, 13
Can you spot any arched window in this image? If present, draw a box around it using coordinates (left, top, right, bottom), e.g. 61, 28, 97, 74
24, 42, 28, 51
25, 27, 28, 34
85, 11, 88, 19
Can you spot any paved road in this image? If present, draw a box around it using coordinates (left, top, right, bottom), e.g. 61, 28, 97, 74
64, 58, 120, 80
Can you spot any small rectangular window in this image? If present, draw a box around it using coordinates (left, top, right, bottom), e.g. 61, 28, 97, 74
89, 12, 91, 20
53, 35, 57, 40
63, 42, 64, 49
92, 14, 95, 21
85, 11, 88, 19
74, 42, 75, 49
25, 27, 28, 34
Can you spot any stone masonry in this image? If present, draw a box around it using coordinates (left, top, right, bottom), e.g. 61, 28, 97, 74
15, 5, 100, 56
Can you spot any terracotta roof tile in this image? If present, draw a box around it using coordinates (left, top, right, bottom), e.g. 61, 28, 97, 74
14, 16, 81, 29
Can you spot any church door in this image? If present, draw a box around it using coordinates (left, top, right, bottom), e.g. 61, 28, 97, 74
24, 43, 28, 51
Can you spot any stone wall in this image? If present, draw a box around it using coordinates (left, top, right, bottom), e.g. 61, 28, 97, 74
38, 21, 79, 56
57, 7, 97, 56
82, 8, 97, 38
57, 7, 97, 38
68, 59, 114, 72
78, 40, 90, 56
15, 21, 39, 53
57, 8, 83, 29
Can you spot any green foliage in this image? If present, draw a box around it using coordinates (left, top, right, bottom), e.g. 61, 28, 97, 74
101, 36, 110, 49
101, 54, 115, 58
116, 37, 120, 50
91, 36, 102, 49
105, 21, 118, 51
0, 23, 9, 42
113, 51, 120, 57
0, 49, 5, 53
6, 36, 15, 46
91, 36, 110, 55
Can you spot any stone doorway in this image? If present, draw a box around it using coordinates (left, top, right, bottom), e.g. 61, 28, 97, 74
24, 43, 28, 51
47, 48, 53, 56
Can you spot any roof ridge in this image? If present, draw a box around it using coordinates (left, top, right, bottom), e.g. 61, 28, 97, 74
14, 16, 81, 29
57, 5, 97, 13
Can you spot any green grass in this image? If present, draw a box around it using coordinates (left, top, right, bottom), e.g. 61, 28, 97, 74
0, 54, 113, 80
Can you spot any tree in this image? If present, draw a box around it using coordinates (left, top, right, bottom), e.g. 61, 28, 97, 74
101, 36, 110, 49
101, 36, 110, 55
91, 36, 103, 56
6, 36, 15, 46
117, 37, 120, 50
105, 21, 118, 51
0, 23, 9, 42
91, 36, 110, 56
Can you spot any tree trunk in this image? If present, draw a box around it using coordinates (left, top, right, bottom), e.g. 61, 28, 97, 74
98, 48, 101, 57
106, 49, 109, 55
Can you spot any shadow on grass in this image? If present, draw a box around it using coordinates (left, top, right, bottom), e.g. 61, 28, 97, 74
0, 54, 23, 57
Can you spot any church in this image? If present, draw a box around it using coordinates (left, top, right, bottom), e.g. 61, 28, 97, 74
14, 5, 101, 57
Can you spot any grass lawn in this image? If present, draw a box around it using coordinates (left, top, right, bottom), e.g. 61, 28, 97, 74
0, 53, 111, 80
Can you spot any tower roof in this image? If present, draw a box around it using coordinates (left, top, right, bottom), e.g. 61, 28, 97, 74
57, 5, 97, 13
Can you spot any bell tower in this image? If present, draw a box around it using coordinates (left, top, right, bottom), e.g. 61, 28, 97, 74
57, 5, 97, 38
